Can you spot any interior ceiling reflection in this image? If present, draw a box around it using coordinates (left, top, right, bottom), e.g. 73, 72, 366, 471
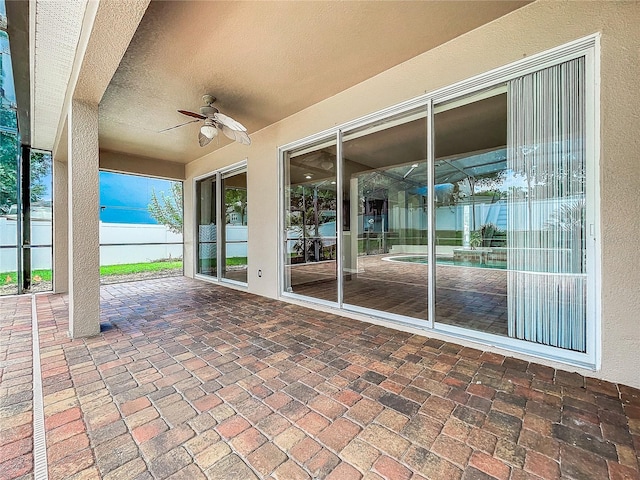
288, 92, 507, 187
289, 148, 337, 188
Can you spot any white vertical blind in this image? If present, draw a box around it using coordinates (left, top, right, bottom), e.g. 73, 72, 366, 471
507, 57, 587, 352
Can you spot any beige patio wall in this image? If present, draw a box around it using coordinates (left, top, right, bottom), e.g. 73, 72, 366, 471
100, 150, 185, 180
184, 1, 640, 388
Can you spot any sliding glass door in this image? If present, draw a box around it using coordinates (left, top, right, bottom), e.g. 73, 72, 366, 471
504, 59, 587, 351
341, 109, 429, 320
196, 163, 248, 286
281, 41, 596, 362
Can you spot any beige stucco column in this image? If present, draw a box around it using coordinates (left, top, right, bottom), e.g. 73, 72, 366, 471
67, 100, 100, 338
52, 157, 69, 293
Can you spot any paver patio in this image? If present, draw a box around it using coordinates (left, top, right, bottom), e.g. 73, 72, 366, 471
1, 277, 639, 479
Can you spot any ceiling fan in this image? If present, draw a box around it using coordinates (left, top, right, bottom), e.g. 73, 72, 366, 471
160, 94, 251, 147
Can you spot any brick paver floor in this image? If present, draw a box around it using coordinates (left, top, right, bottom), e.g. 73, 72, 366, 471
0, 295, 34, 479
1, 276, 639, 479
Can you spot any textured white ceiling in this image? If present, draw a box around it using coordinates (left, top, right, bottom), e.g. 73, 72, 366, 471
32, 0, 88, 150
99, 0, 530, 164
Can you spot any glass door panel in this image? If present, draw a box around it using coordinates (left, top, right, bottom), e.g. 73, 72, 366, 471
196, 176, 217, 277
433, 58, 587, 353
221, 170, 248, 284
433, 89, 509, 336
342, 109, 428, 319
283, 138, 338, 303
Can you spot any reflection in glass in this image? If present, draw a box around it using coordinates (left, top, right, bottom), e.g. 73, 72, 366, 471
342, 109, 428, 319
0, 19, 19, 295
221, 171, 248, 284
196, 176, 217, 277
284, 139, 338, 303
433, 90, 509, 336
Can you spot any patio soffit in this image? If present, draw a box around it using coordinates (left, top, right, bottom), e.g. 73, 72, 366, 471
25, 0, 149, 154
32, 0, 88, 151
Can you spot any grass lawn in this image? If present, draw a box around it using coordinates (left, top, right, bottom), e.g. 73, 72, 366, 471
1, 261, 184, 285
199, 257, 248, 268
100, 261, 183, 276
226, 257, 247, 266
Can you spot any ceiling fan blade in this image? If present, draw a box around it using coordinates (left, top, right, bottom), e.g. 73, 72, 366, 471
219, 124, 251, 145
220, 124, 239, 141
179, 109, 207, 120
214, 112, 247, 132
198, 131, 213, 147
236, 130, 251, 145
158, 118, 200, 133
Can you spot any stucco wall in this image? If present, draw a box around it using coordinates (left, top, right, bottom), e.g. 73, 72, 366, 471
100, 150, 185, 180
184, 1, 640, 388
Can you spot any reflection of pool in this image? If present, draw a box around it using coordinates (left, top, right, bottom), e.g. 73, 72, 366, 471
382, 255, 506, 270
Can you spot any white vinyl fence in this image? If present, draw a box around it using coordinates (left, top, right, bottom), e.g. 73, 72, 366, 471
0, 218, 183, 271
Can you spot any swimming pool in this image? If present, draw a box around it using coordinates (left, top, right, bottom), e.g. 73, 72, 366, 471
382, 254, 506, 270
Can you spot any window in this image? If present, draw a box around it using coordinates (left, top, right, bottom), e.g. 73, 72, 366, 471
281, 36, 598, 366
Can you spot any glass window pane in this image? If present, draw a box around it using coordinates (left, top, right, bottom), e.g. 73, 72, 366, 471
30, 151, 52, 293
0, 144, 18, 294
222, 170, 248, 284
0, 20, 19, 296
197, 176, 217, 277
284, 137, 338, 302
433, 90, 509, 336
0, 247, 18, 296
342, 108, 428, 319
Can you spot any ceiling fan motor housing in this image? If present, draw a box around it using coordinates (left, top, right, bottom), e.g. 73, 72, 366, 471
200, 105, 219, 117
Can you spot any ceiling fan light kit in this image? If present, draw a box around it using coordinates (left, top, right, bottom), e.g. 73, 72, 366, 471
161, 94, 251, 147
200, 120, 218, 139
